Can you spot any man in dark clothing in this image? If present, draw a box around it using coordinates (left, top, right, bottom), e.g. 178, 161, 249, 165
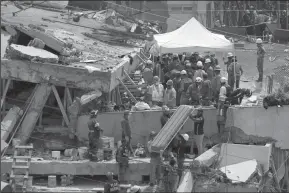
256, 38, 266, 82
200, 73, 212, 106
160, 106, 172, 127
104, 172, 120, 193
226, 88, 252, 105
121, 111, 134, 155
243, 10, 252, 26
116, 139, 129, 183
175, 133, 189, 180
227, 57, 243, 89
210, 53, 218, 69
211, 65, 222, 102
189, 108, 204, 156
87, 110, 103, 161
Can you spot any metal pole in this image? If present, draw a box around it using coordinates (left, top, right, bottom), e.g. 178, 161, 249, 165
277, 1, 281, 28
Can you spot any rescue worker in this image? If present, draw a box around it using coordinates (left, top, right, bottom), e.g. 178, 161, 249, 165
210, 53, 218, 69
179, 70, 192, 105
176, 133, 189, 180
160, 106, 172, 127
225, 52, 234, 73
226, 88, 252, 105
121, 111, 134, 155
193, 61, 206, 81
164, 80, 177, 109
168, 55, 179, 71
153, 56, 164, 84
211, 65, 222, 102
186, 77, 203, 106
143, 60, 154, 85
184, 60, 194, 78
87, 110, 103, 161
217, 77, 228, 133
200, 73, 212, 106
173, 72, 182, 106
204, 58, 214, 81
227, 56, 243, 89
189, 108, 205, 156
148, 76, 164, 107
160, 150, 179, 193
146, 131, 157, 156
116, 139, 129, 183
256, 38, 266, 82
104, 172, 120, 193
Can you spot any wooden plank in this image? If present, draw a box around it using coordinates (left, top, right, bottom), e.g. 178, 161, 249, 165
0, 79, 11, 109
52, 85, 70, 127
151, 105, 194, 153
124, 70, 137, 86
62, 88, 67, 126
117, 78, 137, 103
65, 88, 73, 106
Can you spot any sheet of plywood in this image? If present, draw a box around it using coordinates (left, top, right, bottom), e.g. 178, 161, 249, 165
151, 105, 193, 153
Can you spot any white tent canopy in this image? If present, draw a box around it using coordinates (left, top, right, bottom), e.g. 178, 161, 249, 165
154, 17, 234, 54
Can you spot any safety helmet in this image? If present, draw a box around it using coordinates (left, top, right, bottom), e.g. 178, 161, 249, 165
184, 60, 190, 64
166, 79, 173, 86
256, 38, 263, 44
227, 52, 233, 58
162, 105, 170, 112
130, 186, 141, 193
146, 60, 153, 64
195, 77, 203, 83
197, 61, 203, 67
181, 134, 189, 141
205, 58, 211, 63
153, 76, 159, 81
185, 62, 191, 67
180, 70, 187, 75
149, 131, 157, 137
214, 65, 221, 71
90, 110, 98, 117
220, 77, 227, 83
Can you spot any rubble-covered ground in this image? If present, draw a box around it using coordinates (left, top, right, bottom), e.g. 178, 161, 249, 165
1, 3, 136, 69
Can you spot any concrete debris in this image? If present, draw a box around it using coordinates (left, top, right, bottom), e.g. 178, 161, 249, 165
219, 159, 258, 183
28, 38, 45, 49
192, 144, 221, 168
7, 44, 59, 63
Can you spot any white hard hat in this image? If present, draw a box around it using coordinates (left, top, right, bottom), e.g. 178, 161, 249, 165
195, 77, 203, 83
227, 52, 233, 58
181, 134, 189, 141
220, 77, 227, 83
180, 70, 187, 75
130, 185, 141, 193
205, 58, 211, 63
256, 38, 263, 44
147, 60, 153, 64
197, 61, 203, 67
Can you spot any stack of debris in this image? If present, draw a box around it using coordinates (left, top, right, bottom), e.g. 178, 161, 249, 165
190, 143, 282, 192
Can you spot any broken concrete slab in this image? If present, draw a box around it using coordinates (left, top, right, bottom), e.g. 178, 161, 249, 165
1, 29, 11, 58
193, 144, 221, 168
7, 44, 59, 63
1, 106, 23, 141
28, 38, 45, 49
1, 140, 8, 153
219, 159, 258, 183
219, 143, 271, 173
177, 170, 193, 193
80, 90, 102, 105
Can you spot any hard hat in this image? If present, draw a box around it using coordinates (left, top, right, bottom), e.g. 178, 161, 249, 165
197, 107, 203, 113
130, 185, 141, 193
205, 58, 211, 63
220, 77, 227, 83
227, 52, 233, 58
181, 134, 189, 141
184, 60, 190, 64
185, 62, 191, 67
153, 76, 159, 81
180, 70, 187, 75
195, 77, 203, 83
214, 65, 221, 71
162, 105, 170, 112
166, 79, 173, 86
173, 53, 178, 57
197, 61, 203, 67
90, 110, 98, 117
256, 38, 263, 44
150, 131, 157, 137
146, 60, 153, 64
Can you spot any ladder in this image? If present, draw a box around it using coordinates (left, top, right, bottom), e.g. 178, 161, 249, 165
9, 144, 33, 192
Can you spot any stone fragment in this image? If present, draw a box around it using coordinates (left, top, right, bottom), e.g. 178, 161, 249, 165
7, 44, 59, 63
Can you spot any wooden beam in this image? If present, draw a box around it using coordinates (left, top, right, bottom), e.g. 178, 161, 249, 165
270, 157, 282, 192
52, 85, 70, 127
62, 88, 67, 126
0, 79, 11, 109
124, 70, 137, 86
117, 78, 137, 103
65, 88, 73, 106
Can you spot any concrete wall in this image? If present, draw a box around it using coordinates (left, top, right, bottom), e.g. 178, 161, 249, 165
77, 107, 219, 145
1, 30, 10, 58
226, 106, 289, 149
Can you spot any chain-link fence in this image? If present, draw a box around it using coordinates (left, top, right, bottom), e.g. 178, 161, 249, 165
265, 64, 289, 94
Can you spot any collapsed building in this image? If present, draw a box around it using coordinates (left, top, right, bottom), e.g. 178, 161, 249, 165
1, 2, 289, 193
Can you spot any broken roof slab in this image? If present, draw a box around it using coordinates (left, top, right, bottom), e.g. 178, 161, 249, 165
1, 3, 142, 92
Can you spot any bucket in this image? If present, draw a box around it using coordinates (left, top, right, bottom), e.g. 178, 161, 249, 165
51, 151, 61, 160
78, 147, 88, 160
48, 175, 57, 188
